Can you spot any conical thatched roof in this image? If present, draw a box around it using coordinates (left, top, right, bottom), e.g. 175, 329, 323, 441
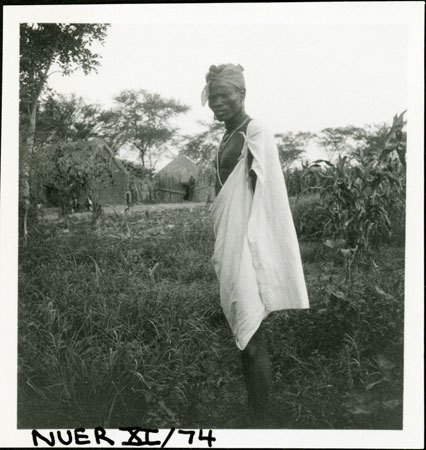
155, 154, 200, 181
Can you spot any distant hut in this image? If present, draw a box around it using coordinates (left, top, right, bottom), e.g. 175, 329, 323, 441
95, 140, 129, 205
91, 140, 152, 206
155, 155, 199, 202
154, 155, 214, 203
42, 139, 147, 210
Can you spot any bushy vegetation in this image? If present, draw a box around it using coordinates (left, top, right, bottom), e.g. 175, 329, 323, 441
287, 112, 406, 253
290, 155, 405, 252
19, 205, 404, 429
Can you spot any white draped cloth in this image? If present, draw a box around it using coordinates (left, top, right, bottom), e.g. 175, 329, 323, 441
210, 119, 309, 350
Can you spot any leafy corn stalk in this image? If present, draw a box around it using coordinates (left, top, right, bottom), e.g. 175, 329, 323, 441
302, 113, 406, 252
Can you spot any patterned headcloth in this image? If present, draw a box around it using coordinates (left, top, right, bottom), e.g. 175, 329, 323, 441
201, 64, 245, 106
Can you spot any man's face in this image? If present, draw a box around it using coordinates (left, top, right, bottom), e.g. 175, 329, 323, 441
208, 80, 244, 122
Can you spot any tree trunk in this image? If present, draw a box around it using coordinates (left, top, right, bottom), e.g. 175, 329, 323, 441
20, 58, 54, 244
21, 97, 38, 244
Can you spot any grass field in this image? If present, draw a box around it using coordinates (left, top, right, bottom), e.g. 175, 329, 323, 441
18, 203, 404, 429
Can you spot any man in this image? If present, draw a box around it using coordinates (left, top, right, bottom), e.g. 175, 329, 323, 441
202, 64, 309, 426
188, 175, 195, 201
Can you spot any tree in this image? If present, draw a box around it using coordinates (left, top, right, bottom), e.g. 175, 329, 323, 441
19, 23, 109, 241
317, 126, 365, 160
181, 121, 224, 169
383, 111, 407, 169
274, 131, 314, 171
351, 112, 407, 169
35, 93, 103, 147
102, 89, 190, 169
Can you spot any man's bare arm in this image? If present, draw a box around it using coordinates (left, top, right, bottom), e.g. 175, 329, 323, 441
248, 150, 257, 192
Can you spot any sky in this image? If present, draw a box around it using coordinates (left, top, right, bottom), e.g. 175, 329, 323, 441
46, 20, 408, 164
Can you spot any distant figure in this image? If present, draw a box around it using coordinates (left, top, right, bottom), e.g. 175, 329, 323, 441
142, 179, 150, 202
188, 176, 195, 201
125, 191, 131, 211
147, 174, 156, 202
69, 198, 75, 214
131, 184, 139, 204
86, 196, 93, 212
37, 202, 45, 218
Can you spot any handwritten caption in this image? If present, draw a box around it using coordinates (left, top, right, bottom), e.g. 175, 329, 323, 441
32, 427, 216, 448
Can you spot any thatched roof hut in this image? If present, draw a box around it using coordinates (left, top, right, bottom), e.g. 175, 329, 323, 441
154, 154, 215, 203
155, 154, 200, 182
41, 139, 149, 207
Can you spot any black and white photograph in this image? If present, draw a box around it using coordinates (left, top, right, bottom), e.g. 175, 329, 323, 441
1, 2, 424, 448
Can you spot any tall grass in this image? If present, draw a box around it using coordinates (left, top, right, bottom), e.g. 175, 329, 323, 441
19, 206, 404, 429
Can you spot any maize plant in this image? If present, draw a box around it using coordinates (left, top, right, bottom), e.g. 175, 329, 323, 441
303, 112, 406, 252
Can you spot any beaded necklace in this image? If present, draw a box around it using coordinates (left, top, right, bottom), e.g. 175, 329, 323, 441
216, 116, 251, 187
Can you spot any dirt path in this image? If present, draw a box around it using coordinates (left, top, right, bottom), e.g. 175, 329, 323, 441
43, 202, 207, 220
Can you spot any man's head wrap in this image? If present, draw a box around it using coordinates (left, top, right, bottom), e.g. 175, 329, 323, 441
201, 63, 245, 106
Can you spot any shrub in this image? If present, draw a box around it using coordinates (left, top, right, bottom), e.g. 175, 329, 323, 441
290, 193, 327, 239
308, 152, 405, 251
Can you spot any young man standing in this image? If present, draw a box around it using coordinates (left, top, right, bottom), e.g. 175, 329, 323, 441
202, 63, 309, 426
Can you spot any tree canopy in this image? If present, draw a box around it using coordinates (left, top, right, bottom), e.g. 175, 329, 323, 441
100, 89, 190, 169
20, 23, 109, 124
274, 131, 315, 170
316, 126, 365, 160
35, 93, 102, 147
180, 121, 223, 170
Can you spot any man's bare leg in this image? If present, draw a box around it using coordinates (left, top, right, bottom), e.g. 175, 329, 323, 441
241, 325, 272, 426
